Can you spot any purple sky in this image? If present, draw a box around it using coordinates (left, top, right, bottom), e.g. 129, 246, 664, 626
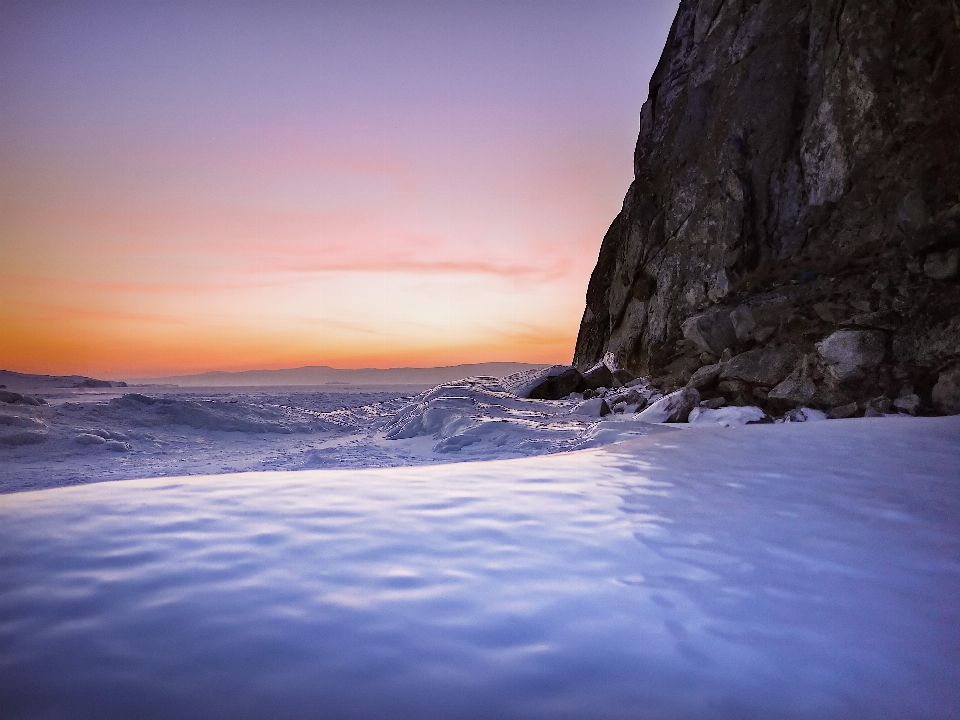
0, 0, 679, 376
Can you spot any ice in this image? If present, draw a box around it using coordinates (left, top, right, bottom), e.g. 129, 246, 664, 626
0, 416, 957, 718
0, 376, 946, 494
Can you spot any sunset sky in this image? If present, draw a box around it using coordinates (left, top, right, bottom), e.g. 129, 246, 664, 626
0, 0, 678, 378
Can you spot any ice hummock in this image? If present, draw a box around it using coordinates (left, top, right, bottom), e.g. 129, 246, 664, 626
0, 374, 941, 494
0, 415, 957, 718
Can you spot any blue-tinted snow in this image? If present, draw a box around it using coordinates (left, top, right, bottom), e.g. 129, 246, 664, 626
1, 416, 958, 719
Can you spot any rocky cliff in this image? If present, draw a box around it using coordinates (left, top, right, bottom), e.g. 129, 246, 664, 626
574, 0, 960, 416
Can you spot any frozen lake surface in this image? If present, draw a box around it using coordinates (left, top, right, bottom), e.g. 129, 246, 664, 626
0, 378, 680, 493
1, 416, 958, 719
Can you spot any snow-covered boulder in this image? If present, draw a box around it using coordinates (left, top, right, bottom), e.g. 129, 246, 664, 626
687, 405, 770, 427
570, 397, 611, 417
635, 388, 700, 423
780, 407, 828, 423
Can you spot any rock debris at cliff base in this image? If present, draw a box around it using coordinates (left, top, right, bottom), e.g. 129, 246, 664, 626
573, 0, 960, 417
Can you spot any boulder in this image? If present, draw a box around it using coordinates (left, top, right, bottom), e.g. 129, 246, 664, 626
699, 397, 726, 410
924, 249, 959, 280
893, 394, 921, 415
681, 308, 736, 357
827, 402, 860, 419
816, 331, 886, 383
720, 345, 800, 387
501, 365, 584, 400
768, 362, 817, 406
581, 363, 613, 391
635, 387, 700, 423
863, 396, 894, 418
0, 390, 24, 404
729, 305, 757, 343
686, 363, 722, 390
526, 367, 584, 400
932, 366, 960, 415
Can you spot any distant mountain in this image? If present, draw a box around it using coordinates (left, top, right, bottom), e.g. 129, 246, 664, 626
129, 363, 550, 387
0, 370, 127, 390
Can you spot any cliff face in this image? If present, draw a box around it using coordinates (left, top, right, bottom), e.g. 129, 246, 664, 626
574, 0, 960, 414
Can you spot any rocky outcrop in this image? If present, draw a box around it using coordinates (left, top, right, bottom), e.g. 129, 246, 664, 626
574, 0, 960, 416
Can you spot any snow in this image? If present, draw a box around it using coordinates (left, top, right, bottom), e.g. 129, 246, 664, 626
0, 415, 957, 718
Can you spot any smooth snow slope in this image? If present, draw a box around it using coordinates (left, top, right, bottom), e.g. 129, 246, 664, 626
1, 416, 958, 719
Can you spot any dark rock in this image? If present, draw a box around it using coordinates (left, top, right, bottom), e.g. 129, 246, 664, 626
581, 363, 613, 391
608, 388, 645, 408
525, 367, 584, 400
654, 355, 701, 389
932, 366, 960, 415
768, 365, 816, 407
729, 306, 756, 343
74, 379, 113, 388
501, 366, 585, 400
924, 249, 959, 280
720, 345, 800, 387
842, 311, 902, 332
681, 308, 736, 357
827, 402, 860, 420
0, 390, 24, 404
863, 396, 894, 418
893, 393, 921, 416
699, 397, 726, 409
816, 331, 885, 383
686, 363, 722, 390
611, 369, 637, 387
572, 0, 960, 412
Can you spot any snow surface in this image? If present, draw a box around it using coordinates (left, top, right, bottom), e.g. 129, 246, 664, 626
0, 416, 957, 719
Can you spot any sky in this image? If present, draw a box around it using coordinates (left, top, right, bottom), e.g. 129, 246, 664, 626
0, 0, 679, 378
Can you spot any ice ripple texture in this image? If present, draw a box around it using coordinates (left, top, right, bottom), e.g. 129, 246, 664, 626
1, 417, 958, 719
